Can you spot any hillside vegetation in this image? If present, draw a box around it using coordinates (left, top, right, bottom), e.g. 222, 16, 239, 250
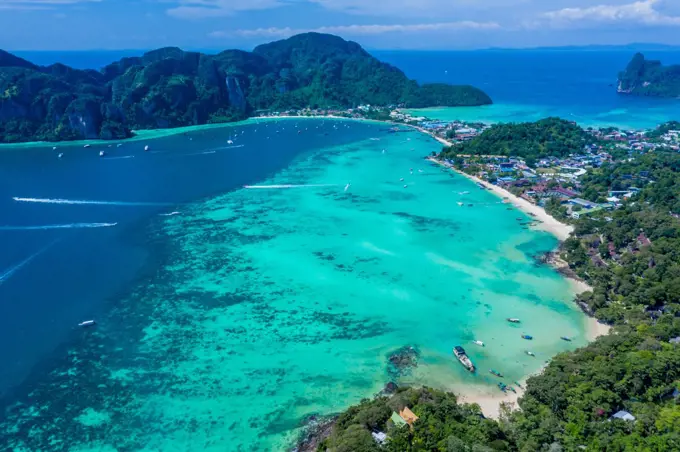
0, 33, 491, 143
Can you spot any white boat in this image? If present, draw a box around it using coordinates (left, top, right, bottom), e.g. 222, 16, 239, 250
117, 143, 122, 147
418, 169, 423, 173
453, 346, 475, 372
344, 183, 351, 192
78, 320, 96, 327
99, 151, 105, 157
227, 140, 234, 145
58, 153, 64, 159
83, 144, 91, 148
400, 178, 404, 182
52, 146, 57, 150
403, 185, 408, 188
144, 145, 150, 151
457, 202, 464, 206
473, 340, 485, 347
507, 318, 521, 323
526, 351, 536, 357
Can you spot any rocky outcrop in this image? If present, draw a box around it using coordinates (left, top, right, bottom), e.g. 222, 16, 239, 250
617, 53, 680, 98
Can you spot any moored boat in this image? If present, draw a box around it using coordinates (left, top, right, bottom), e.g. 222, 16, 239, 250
561, 336, 572, 342
521, 334, 533, 340
453, 346, 475, 372
472, 340, 484, 347
489, 369, 503, 377
498, 382, 507, 392
506, 318, 521, 323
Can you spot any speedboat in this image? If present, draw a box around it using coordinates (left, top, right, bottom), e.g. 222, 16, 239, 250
58, 153, 64, 159
52, 146, 57, 150
78, 320, 96, 328
526, 351, 536, 357
457, 202, 464, 206
521, 335, 533, 340
453, 346, 475, 372
83, 144, 91, 148
344, 183, 351, 192
99, 151, 106, 157
506, 318, 521, 323
144, 145, 150, 151
472, 340, 484, 347
228, 139, 234, 144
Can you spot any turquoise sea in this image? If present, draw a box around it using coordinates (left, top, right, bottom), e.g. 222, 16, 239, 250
0, 119, 590, 450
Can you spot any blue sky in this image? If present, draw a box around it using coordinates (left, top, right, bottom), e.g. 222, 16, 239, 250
1, 0, 680, 50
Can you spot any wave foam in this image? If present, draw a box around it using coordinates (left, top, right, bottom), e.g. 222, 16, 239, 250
13, 197, 172, 206
0, 223, 117, 231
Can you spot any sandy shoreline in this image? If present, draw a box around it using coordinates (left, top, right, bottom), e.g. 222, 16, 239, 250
422, 144, 612, 418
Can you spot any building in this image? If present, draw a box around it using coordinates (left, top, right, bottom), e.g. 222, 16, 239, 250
568, 198, 598, 209
399, 407, 419, 427
371, 431, 387, 445
390, 412, 408, 428
610, 411, 635, 422
499, 162, 515, 173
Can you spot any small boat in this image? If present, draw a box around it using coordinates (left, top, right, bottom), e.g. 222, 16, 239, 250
508, 386, 517, 394
400, 178, 404, 182
58, 153, 64, 159
457, 202, 464, 206
418, 169, 423, 173
498, 382, 507, 392
490, 369, 503, 378
514, 381, 523, 388
561, 336, 572, 342
52, 146, 57, 150
99, 151, 106, 157
117, 143, 122, 147
83, 144, 91, 148
472, 340, 484, 347
506, 318, 521, 323
526, 351, 536, 357
453, 346, 475, 372
403, 185, 408, 188
227, 139, 234, 145
78, 320, 96, 328
344, 183, 351, 192
521, 335, 533, 340
382, 149, 386, 154
467, 204, 473, 207
144, 145, 150, 152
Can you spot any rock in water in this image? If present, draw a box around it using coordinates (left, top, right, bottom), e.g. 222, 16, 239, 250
387, 345, 420, 379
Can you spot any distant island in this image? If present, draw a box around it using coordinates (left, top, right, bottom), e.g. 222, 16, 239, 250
617, 52, 680, 97
0, 33, 491, 144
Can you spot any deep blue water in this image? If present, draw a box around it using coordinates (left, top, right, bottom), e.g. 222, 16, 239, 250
0, 121, 380, 394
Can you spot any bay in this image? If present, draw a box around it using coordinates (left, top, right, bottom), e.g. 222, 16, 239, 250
0, 119, 589, 450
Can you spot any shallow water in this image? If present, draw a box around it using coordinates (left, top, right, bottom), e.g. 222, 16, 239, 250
0, 121, 589, 450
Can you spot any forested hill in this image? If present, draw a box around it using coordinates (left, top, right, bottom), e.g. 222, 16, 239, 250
617, 52, 680, 97
0, 33, 491, 143
440, 117, 588, 167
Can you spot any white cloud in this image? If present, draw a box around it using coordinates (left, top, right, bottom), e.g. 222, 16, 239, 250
542, 0, 680, 27
211, 21, 500, 38
165, 0, 288, 18
0, 0, 99, 9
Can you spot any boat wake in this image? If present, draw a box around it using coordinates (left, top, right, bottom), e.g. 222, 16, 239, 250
0, 241, 57, 286
104, 156, 135, 160
243, 184, 338, 189
0, 223, 118, 231
12, 197, 173, 206
159, 212, 181, 217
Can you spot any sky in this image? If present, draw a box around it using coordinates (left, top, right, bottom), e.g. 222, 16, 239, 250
1, 0, 680, 50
